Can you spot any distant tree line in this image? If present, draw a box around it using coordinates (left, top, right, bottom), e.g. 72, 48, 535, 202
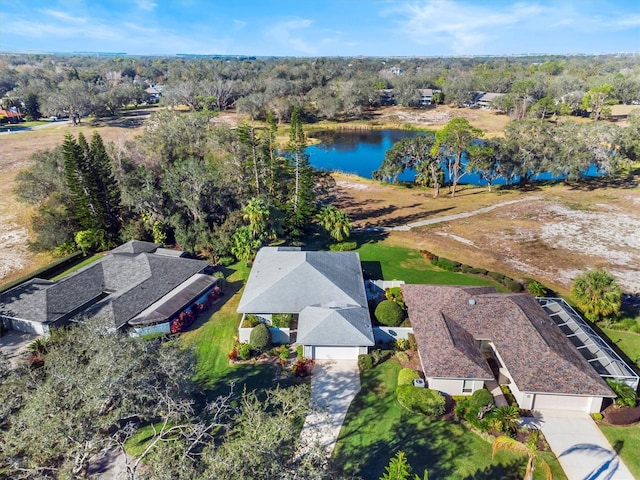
1, 53, 640, 121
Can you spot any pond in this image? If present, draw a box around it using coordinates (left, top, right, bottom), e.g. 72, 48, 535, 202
306, 129, 601, 186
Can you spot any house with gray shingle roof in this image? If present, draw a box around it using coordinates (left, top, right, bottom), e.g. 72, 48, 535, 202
237, 247, 374, 360
0, 241, 218, 336
402, 284, 615, 413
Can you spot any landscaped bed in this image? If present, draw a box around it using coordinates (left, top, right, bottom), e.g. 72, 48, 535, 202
332, 359, 566, 479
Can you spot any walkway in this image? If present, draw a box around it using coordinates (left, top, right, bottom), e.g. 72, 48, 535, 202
521, 409, 635, 480
484, 379, 508, 407
386, 196, 542, 231
299, 360, 360, 454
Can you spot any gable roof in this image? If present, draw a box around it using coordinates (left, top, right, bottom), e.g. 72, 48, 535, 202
237, 247, 367, 313
403, 284, 613, 397
0, 242, 208, 329
297, 305, 374, 346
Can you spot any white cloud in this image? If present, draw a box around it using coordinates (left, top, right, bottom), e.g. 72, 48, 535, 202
266, 17, 317, 55
383, 0, 640, 54
135, 0, 158, 11
40, 9, 88, 24
233, 19, 247, 30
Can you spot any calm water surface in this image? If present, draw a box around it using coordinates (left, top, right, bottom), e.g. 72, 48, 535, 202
306, 129, 600, 185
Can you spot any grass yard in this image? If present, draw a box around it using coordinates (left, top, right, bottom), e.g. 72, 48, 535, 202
599, 328, 640, 477
178, 261, 289, 399
352, 233, 504, 288
333, 359, 566, 479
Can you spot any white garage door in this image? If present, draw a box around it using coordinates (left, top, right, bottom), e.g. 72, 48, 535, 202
312, 346, 360, 360
532, 393, 593, 412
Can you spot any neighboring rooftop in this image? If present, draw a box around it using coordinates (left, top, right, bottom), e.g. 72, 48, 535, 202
237, 247, 368, 313
403, 285, 613, 397
0, 241, 209, 329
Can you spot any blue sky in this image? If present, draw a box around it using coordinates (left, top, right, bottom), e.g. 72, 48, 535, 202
1, 0, 639, 56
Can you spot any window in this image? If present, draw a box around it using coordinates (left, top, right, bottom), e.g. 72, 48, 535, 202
462, 380, 473, 393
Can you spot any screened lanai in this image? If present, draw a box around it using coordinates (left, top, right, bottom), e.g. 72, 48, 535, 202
537, 297, 639, 390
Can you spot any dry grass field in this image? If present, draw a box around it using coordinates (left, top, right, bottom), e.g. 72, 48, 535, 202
331, 172, 640, 295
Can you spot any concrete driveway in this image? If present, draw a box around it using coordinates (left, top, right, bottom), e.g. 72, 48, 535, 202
522, 409, 635, 480
299, 360, 360, 454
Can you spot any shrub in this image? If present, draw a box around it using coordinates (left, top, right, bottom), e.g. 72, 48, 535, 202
329, 241, 357, 251
503, 278, 523, 292
227, 348, 238, 360
431, 258, 461, 272
396, 385, 446, 417
607, 379, 638, 407
394, 338, 409, 352
592, 412, 603, 421
370, 348, 393, 366
460, 264, 473, 273
526, 280, 547, 297
398, 368, 421, 386
488, 271, 505, 282
469, 267, 488, 275
395, 351, 409, 363
278, 347, 290, 363
241, 314, 260, 328
213, 271, 227, 289
419, 250, 438, 261
358, 354, 373, 371
400, 317, 412, 328
470, 388, 495, 408
385, 287, 404, 308
217, 256, 235, 266
238, 343, 253, 360
250, 323, 271, 351
292, 359, 315, 377
375, 300, 406, 327
296, 344, 304, 360
604, 405, 640, 425
271, 313, 292, 328
407, 333, 418, 351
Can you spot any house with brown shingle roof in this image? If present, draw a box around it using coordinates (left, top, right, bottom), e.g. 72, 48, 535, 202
402, 284, 615, 413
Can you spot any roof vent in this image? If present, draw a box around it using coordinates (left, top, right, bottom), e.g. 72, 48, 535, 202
468, 298, 477, 305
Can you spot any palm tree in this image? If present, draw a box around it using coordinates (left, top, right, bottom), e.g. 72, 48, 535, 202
571, 269, 622, 322
231, 226, 261, 265
492, 434, 552, 480
317, 205, 352, 243
489, 405, 521, 436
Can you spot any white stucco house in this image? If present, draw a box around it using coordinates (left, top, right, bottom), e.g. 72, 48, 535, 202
237, 247, 374, 360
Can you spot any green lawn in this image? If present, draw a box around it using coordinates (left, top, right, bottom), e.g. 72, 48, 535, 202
353, 234, 504, 288
50, 253, 104, 280
333, 359, 566, 479
599, 328, 640, 477
179, 262, 288, 399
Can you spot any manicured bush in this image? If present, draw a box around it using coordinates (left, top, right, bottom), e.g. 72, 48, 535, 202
431, 258, 461, 272
503, 278, 523, 292
238, 343, 253, 360
470, 388, 495, 408
249, 323, 271, 351
358, 353, 373, 371
227, 348, 238, 360
375, 300, 406, 327
488, 271, 505, 282
592, 412, 603, 421
407, 333, 418, 351
469, 267, 488, 275
271, 313, 292, 328
396, 385, 446, 417
278, 347, 290, 363
385, 287, 405, 308
398, 368, 421, 386
296, 344, 304, 360
460, 264, 473, 273
217, 256, 235, 266
329, 241, 357, 251
395, 351, 409, 363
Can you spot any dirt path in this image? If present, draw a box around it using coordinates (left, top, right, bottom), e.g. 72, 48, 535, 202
386, 196, 542, 231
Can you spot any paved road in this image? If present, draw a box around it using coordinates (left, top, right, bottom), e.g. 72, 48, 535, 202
522, 409, 635, 480
0, 119, 71, 135
299, 360, 360, 454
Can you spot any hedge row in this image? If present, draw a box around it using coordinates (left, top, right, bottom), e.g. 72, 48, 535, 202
396, 385, 446, 417
419, 249, 523, 292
